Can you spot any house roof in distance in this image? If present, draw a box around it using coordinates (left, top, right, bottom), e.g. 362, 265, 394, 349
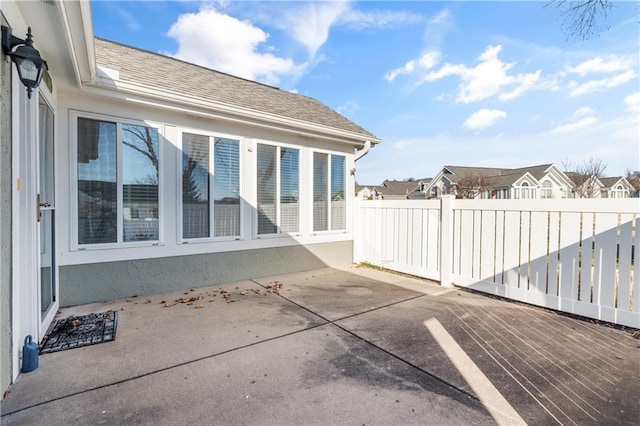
93, 38, 378, 141
442, 164, 556, 186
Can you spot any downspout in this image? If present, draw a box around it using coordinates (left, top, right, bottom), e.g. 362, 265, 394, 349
354, 140, 372, 162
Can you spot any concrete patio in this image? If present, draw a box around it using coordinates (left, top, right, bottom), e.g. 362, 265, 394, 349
1, 266, 638, 425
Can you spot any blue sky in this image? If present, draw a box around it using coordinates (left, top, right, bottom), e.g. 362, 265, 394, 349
91, 0, 639, 184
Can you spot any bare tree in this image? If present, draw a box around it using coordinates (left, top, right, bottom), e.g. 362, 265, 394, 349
624, 168, 640, 195
545, 0, 614, 41
563, 157, 607, 198
454, 172, 492, 199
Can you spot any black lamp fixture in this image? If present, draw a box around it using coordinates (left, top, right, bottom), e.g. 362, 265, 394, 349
2, 25, 48, 99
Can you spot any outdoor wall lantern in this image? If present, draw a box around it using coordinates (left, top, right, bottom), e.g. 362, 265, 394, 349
2, 26, 48, 99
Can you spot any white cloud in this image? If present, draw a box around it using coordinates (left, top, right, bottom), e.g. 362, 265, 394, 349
336, 100, 360, 116
275, 1, 350, 57
109, 4, 141, 31
463, 109, 507, 130
385, 51, 441, 82
167, 7, 299, 85
574, 106, 594, 117
499, 71, 541, 101
625, 93, 640, 113
548, 116, 598, 134
339, 9, 424, 30
570, 70, 636, 96
566, 55, 633, 76
421, 45, 541, 104
424, 9, 453, 47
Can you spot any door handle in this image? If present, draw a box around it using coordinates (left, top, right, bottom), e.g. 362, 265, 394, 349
37, 194, 51, 222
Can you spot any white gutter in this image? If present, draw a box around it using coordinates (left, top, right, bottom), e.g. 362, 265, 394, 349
355, 140, 372, 161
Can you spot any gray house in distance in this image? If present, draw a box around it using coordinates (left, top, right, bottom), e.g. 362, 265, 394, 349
1, 0, 379, 396
425, 164, 574, 199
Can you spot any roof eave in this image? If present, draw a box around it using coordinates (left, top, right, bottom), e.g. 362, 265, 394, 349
82, 80, 379, 146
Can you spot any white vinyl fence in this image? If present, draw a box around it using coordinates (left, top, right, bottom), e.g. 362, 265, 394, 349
354, 196, 640, 328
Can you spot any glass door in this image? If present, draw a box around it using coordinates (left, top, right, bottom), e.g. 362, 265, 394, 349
39, 99, 55, 319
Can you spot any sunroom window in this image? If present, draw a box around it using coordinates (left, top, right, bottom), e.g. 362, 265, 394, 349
77, 117, 160, 245
257, 144, 300, 235
313, 152, 346, 232
181, 132, 240, 239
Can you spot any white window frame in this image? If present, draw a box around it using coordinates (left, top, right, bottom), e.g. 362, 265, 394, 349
255, 142, 301, 239
312, 150, 347, 234
70, 111, 164, 251
541, 180, 553, 199
177, 127, 244, 243
612, 184, 626, 198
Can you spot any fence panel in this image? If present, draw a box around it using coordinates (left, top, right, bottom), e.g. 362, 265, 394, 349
354, 198, 639, 328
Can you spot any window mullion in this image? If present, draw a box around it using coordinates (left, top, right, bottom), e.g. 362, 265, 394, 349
276, 146, 281, 233
116, 123, 124, 242
208, 136, 215, 238
327, 155, 332, 231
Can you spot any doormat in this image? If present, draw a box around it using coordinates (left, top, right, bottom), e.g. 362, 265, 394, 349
40, 311, 117, 354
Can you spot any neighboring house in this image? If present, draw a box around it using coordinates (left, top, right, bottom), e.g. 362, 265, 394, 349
600, 177, 633, 198
567, 174, 634, 198
425, 165, 573, 199
355, 185, 382, 200
374, 178, 432, 200
1, 1, 379, 396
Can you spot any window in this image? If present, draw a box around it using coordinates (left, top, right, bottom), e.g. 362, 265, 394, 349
257, 144, 299, 235
612, 184, 626, 198
313, 153, 346, 232
541, 180, 553, 199
181, 132, 240, 239
77, 117, 160, 245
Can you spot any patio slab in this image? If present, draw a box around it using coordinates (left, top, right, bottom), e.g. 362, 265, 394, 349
1, 266, 638, 425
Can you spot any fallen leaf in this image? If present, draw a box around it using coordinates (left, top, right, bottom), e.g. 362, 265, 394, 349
195, 304, 204, 309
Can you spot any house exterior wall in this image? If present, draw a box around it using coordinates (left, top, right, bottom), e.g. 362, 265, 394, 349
54, 89, 359, 305
1, 12, 14, 398
60, 240, 352, 306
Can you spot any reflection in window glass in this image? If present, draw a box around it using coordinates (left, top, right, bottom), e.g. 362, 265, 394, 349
257, 144, 277, 234
257, 145, 299, 235
213, 138, 240, 237
122, 124, 159, 241
313, 153, 328, 232
331, 155, 345, 230
280, 148, 299, 233
182, 133, 210, 239
77, 118, 117, 244
313, 153, 347, 232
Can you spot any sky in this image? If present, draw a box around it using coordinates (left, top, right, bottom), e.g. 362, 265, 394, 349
90, 0, 640, 185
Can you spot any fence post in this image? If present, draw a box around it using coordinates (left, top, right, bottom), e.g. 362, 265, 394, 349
440, 195, 455, 287
353, 197, 361, 263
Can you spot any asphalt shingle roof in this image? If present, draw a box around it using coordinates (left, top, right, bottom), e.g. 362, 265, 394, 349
93, 38, 377, 141
443, 164, 554, 186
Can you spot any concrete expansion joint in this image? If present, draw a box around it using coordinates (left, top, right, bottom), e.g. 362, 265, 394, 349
3, 282, 474, 418
249, 279, 480, 403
